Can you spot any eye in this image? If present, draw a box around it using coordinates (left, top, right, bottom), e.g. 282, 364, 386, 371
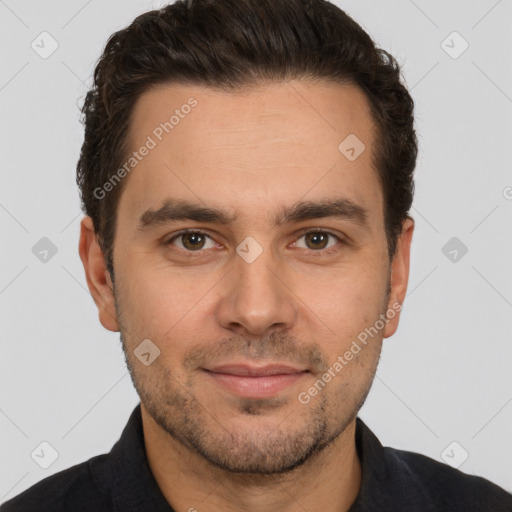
168, 230, 217, 251
164, 228, 344, 258
293, 230, 342, 252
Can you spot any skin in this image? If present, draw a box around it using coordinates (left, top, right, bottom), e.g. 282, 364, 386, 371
79, 79, 414, 512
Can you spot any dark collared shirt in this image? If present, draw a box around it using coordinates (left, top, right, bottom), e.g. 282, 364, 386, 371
2, 404, 511, 511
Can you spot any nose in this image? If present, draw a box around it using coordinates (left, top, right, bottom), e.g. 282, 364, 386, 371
215, 247, 298, 339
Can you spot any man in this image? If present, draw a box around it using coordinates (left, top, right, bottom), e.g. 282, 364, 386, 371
2, 0, 511, 510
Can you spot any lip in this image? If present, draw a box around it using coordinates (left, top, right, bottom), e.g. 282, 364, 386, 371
203, 365, 309, 398
205, 364, 308, 376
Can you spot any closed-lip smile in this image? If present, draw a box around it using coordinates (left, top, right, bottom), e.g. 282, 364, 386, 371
203, 363, 309, 398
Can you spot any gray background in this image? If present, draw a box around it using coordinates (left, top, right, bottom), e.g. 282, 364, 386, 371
1, 0, 511, 502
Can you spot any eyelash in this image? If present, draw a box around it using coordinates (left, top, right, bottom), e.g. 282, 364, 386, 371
164, 228, 344, 259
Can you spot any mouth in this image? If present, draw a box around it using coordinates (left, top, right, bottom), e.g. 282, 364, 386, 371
202, 364, 309, 398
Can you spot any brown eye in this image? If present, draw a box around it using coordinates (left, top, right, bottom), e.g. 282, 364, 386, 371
304, 232, 330, 250
181, 232, 206, 250
294, 230, 341, 254
168, 231, 216, 252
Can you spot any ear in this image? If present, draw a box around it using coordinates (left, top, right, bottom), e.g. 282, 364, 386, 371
78, 217, 119, 332
383, 216, 414, 338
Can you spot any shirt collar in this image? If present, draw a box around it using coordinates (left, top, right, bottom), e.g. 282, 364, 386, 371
109, 404, 174, 511
348, 417, 392, 511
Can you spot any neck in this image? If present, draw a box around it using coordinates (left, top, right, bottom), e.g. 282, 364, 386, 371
142, 407, 362, 512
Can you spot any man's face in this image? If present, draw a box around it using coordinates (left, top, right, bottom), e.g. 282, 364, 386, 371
87, 80, 410, 474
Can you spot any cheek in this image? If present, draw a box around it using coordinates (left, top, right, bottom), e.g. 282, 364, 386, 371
296, 263, 386, 331
117, 259, 219, 339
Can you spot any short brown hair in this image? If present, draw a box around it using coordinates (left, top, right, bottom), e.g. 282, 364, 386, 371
77, 0, 417, 276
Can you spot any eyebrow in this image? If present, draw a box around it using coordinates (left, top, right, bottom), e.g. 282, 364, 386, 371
137, 197, 369, 231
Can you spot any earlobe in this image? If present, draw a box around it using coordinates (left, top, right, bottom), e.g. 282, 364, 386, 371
78, 217, 120, 332
383, 217, 414, 339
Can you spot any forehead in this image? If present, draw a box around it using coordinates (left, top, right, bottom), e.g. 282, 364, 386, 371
119, 79, 382, 227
